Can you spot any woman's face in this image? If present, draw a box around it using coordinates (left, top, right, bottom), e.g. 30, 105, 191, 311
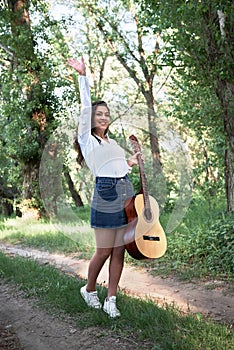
93, 105, 110, 134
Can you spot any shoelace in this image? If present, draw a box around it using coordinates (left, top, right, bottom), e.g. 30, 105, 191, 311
108, 298, 119, 315
89, 291, 100, 306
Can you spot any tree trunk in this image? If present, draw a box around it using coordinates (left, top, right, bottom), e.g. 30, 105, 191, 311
7, 0, 46, 212
22, 162, 38, 199
7, 0, 34, 60
0, 181, 15, 217
144, 91, 162, 174
217, 80, 234, 212
63, 169, 84, 207
1, 200, 14, 216
202, 4, 234, 212
7, 0, 30, 24
143, 90, 166, 205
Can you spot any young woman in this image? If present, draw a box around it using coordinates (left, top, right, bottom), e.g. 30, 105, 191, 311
68, 57, 139, 318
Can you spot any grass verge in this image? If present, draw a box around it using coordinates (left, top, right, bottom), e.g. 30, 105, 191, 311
0, 205, 233, 283
0, 252, 233, 350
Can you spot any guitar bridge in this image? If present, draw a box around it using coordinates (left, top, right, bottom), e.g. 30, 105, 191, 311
143, 235, 160, 241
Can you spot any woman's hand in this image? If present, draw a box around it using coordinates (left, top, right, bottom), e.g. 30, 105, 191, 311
127, 152, 145, 167
67, 57, 86, 76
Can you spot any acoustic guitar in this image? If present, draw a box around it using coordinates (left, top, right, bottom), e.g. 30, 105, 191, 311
124, 135, 167, 260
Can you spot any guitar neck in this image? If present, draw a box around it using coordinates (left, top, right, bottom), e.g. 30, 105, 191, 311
129, 134, 152, 220
137, 155, 151, 211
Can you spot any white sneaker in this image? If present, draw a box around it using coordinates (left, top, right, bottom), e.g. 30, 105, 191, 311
103, 296, 121, 318
80, 285, 102, 309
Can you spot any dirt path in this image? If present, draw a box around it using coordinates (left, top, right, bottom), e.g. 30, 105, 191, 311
0, 243, 233, 349
0, 282, 139, 350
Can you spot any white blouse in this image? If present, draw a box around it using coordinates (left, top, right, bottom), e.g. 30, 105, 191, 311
78, 76, 131, 177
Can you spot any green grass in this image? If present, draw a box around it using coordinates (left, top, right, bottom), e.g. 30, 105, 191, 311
0, 252, 233, 350
0, 198, 233, 348
0, 197, 233, 282
0, 213, 95, 258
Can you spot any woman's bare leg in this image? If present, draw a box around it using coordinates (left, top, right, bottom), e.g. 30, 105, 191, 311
86, 228, 115, 292
107, 228, 125, 298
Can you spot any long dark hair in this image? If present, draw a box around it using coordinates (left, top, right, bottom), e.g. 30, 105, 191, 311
74, 100, 110, 165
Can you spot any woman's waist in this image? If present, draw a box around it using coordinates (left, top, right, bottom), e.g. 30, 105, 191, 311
95, 174, 129, 184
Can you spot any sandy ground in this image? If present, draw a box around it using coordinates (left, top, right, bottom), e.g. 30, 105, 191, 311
0, 243, 233, 349
0, 282, 142, 350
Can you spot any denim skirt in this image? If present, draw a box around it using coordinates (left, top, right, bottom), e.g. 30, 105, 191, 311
91, 174, 134, 229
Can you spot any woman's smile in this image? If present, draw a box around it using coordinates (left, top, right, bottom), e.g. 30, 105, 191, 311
94, 106, 110, 135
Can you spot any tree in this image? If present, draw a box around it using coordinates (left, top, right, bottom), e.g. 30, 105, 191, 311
72, 0, 164, 180
0, 0, 83, 216
140, 0, 234, 212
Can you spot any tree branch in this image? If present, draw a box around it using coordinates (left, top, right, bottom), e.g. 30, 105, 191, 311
130, 1, 149, 80
84, 2, 141, 65
0, 43, 14, 56
155, 66, 173, 96
94, 19, 145, 93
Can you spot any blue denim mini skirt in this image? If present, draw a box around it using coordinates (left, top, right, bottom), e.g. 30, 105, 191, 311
91, 174, 134, 229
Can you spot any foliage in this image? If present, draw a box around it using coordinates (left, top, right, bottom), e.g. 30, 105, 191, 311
70, 0, 231, 208
139, 0, 234, 78
0, 0, 78, 213
138, 0, 234, 211
0, 0, 233, 226
72, 0, 169, 181
201, 213, 234, 272
165, 96, 225, 200
168, 213, 234, 277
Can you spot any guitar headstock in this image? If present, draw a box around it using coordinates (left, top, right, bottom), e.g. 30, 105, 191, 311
129, 134, 141, 153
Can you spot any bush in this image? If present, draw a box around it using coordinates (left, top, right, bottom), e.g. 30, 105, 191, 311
203, 213, 234, 273
167, 211, 234, 277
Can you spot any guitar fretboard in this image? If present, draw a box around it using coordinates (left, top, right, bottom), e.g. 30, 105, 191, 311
130, 135, 152, 221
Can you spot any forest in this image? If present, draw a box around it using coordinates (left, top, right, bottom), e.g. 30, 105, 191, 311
0, 0, 233, 277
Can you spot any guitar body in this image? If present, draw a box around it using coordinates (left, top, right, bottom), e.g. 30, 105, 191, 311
124, 193, 167, 259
